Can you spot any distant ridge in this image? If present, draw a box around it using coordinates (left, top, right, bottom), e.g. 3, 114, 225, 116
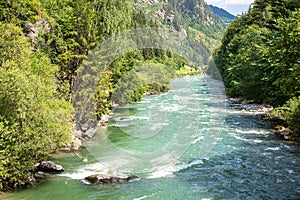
209, 5, 236, 21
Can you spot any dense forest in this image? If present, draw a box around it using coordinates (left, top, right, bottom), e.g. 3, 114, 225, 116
211, 0, 300, 137
0, 0, 225, 190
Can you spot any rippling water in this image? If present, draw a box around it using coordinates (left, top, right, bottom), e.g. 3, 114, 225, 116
7, 76, 300, 200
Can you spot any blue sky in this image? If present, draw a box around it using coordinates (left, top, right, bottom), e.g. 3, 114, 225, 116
205, 0, 255, 15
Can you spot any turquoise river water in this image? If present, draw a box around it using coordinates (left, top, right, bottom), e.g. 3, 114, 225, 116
5, 76, 300, 199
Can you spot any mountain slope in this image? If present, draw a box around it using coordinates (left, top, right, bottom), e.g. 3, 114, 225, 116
209, 5, 235, 20
134, 0, 226, 52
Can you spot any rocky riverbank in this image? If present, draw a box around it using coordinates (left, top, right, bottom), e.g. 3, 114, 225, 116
228, 98, 300, 143
228, 98, 273, 115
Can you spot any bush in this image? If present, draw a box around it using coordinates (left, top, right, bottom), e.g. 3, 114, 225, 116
0, 23, 72, 190
271, 97, 300, 131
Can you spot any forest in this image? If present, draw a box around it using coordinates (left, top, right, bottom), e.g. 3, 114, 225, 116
211, 0, 300, 137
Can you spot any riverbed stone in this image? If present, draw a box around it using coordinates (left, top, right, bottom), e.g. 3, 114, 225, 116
84, 174, 139, 184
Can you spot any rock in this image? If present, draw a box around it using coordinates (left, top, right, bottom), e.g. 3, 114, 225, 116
71, 135, 82, 151
34, 171, 54, 179
278, 128, 292, 136
72, 129, 83, 138
137, 0, 166, 4
82, 128, 97, 139
36, 161, 64, 173
58, 147, 72, 153
80, 123, 90, 132
111, 104, 120, 109
27, 175, 36, 185
284, 135, 292, 140
99, 114, 110, 126
84, 174, 139, 184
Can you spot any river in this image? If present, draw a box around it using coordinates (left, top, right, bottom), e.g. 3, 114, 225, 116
6, 76, 300, 199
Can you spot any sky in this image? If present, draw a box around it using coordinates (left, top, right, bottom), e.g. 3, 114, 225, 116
205, 0, 255, 16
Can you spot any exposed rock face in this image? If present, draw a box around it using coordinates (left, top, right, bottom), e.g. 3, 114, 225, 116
36, 161, 64, 173
137, 0, 167, 4
84, 174, 139, 184
24, 17, 50, 49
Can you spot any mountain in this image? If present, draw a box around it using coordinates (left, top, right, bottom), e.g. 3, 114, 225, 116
209, 5, 236, 20
135, 0, 226, 52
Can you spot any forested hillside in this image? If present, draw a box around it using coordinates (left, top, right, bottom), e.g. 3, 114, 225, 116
209, 5, 236, 26
0, 0, 225, 190
135, 0, 225, 52
211, 0, 300, 136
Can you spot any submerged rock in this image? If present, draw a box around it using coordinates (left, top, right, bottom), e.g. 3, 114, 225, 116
84, 174, 139, 184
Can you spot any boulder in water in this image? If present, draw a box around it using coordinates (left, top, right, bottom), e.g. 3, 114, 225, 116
84, 174, 139, 184
36, 161, 64, 173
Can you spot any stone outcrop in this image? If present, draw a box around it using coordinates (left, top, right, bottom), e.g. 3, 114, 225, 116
84, 174, 139, 184
34, 161, 64, 173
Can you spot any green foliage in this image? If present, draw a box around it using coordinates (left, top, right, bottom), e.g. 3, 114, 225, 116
95, 71, 114, 117
266, 9, 300, 105
40, 0, 133, 100
0, 23, 31, 67
112, 63, 176, 106
0, 0, 43, 25
212, 0, 300, 132
0, 23, 72, 190
271, 97, 300, 131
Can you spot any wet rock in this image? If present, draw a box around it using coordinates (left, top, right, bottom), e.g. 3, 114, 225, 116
99, 114, 110, 126
279, 128, 292, 136
111, 104, 120, 109
84, 174, 139, 184
34, 171, 54, 179
27, 175, 36, 185
284, 135, 292, 140
36, 161, 64, 173
229, 98, 273, 114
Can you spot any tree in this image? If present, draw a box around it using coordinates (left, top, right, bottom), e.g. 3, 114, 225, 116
266, 9, 300, 105
0, 23, 72, 190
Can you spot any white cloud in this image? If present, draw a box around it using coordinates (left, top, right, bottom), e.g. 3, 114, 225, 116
205, 0, 254, 6
225, 0, 254, 5
205, 0, 254, 15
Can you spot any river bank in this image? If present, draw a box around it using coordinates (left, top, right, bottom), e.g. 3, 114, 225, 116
228, 98, 300, 143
